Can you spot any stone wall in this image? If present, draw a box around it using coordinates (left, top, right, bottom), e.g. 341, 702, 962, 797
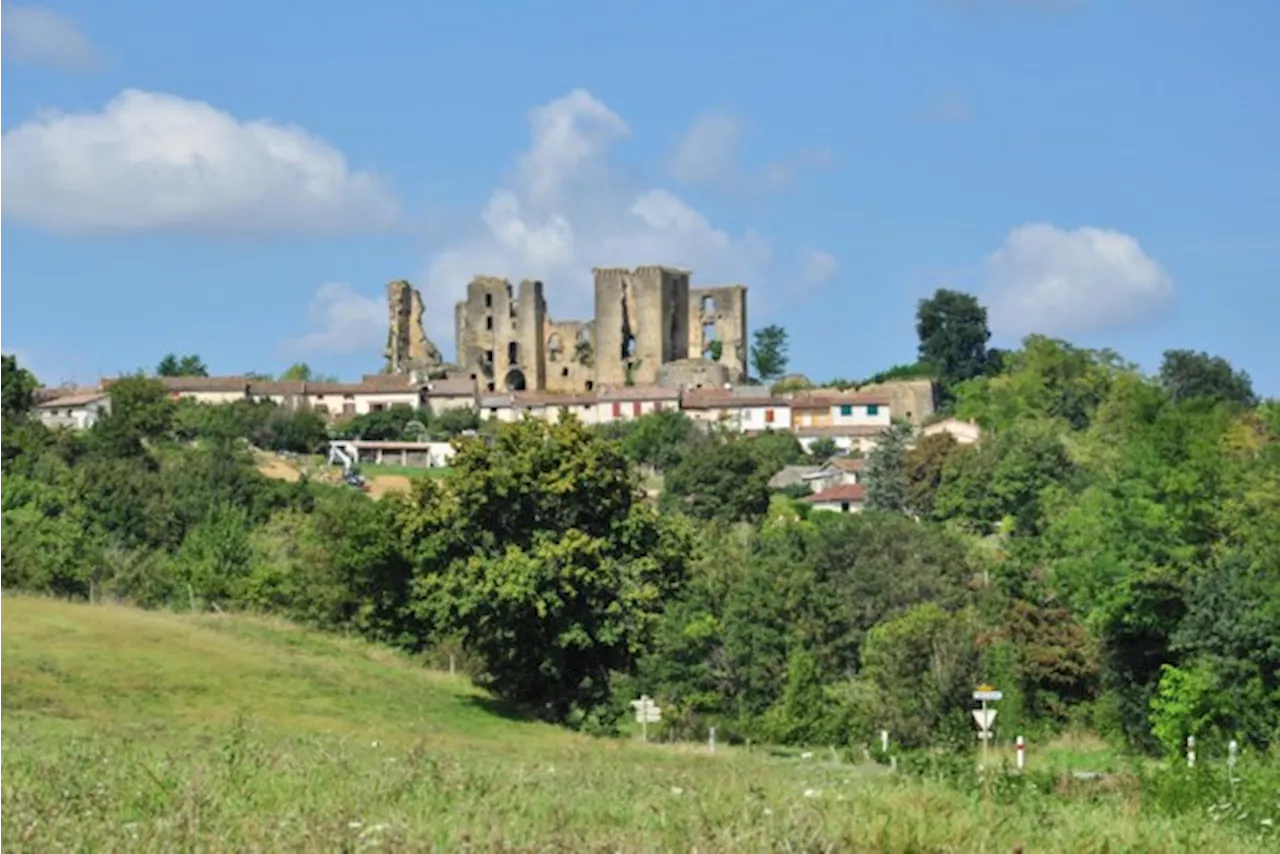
543, 319, 597, 392
384, 280, 443, 374
454, 276, 546, 393
688, 285, 748, 382
593, 266, 691, 387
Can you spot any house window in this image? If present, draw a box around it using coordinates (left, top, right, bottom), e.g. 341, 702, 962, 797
632, 401, 641, 417
764, 408, 775, 424
841, 502, 850, 513
839, 404, 853, 417
343, 403, 356, 415
611, 402, 622, 418
867, 404, 879, 416
370, 403, 386, 412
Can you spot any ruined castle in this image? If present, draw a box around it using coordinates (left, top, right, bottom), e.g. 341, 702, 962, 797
384, 267, 749, 392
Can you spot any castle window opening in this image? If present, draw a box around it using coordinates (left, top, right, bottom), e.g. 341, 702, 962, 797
485, 316, 493, 331
547, 333, 563, 362
701, 295, 714, 314
561, 367, 569, 377
485, 293, 492, 308
622, 333, 637, 359
508, 341, 519, 364
485, 349, 494, 365
585, 380, 594, 391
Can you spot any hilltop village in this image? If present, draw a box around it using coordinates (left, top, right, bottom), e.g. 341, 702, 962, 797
29, 269, 980, 510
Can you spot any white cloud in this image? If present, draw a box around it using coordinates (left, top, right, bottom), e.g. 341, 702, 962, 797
799, 247, 839, 287
982, 223, 1174, 338
669, 109, 832, 193
283, 283, 385, 356
1, 89, 398, 236
413, 89, 821, 354
1, 3, 99, 70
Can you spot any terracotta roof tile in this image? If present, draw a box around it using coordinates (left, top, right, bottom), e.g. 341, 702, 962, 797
805, 483, 867, 503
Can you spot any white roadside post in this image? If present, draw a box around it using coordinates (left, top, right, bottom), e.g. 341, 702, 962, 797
630, 695, 662, 743
1015, 735, 1025, 772
972, 685, 1003, 772
1228, 739, 1239, 792
709, 726, 717, 753
880, 730, 890, 753
1186, 735, 1196, 768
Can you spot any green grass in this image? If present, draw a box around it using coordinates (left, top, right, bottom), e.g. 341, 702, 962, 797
353, 463, 453, 478
2, 596, 1273, 852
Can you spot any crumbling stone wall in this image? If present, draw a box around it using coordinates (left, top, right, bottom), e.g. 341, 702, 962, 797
688, 285, 748, 382
384, 280, 444, 374
657, 358, 731, 389
857, 378, 936, 425
453, 276, 546, 393
543, 319, 596, 392
444, 264, 747, 393
593, 266, 690, 387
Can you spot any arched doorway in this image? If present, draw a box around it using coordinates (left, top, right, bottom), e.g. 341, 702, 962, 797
504, 368, 527, 391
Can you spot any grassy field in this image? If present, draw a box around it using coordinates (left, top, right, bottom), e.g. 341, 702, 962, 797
355, 463, 453, 479
2, 596, 1272, 852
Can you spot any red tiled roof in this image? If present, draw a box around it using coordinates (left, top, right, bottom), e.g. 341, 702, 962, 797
104, 376, 423, 396
788, 391, 891, 407
828, 457, 864, 472
596, 385, 680, 402
681, 389, 782, 409
805, 483, 867, 503
35, 391, 109, 408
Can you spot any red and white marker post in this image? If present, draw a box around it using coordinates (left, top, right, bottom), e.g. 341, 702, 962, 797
1015, 735, 1025, 772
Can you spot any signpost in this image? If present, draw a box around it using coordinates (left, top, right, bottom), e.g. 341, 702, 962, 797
972, 684, 1003, 770
630, 695, 662, 743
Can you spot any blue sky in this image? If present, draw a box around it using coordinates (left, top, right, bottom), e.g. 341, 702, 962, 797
3, 0, 1277, 393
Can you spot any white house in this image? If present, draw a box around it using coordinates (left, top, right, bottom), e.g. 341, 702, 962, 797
680, 387, 791, 433
921, 417, 982, 445
788, 391, 891, 453
595, 386, 681, 425
422, 377, 478, 416
805, 483, 867, 513
141, 375, 426, 420
34, 390, 112, 430
802, 457, 864, 494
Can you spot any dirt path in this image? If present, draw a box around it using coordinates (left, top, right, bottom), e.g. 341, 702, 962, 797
256, 457, 302, 483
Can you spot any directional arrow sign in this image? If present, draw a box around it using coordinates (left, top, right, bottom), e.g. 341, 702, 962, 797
972, 708, 997, 732
973, 689, 1003, 702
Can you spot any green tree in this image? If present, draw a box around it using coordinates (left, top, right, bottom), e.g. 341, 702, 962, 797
750, 325, 790, 382
663, 440, 772, 524
156, 354, 208, 377
92, 375, 176, 458
618, 410, 702, 471
858, 603, 982, 748
2, 355, 38, 420
808, 436, 839, 461
280, 362, 339, 383
915, 289, 994, 401
863, 419, 915, 513
902, 431, 959, 518
404, 418, 692, 724
1159, 348, 1257, 409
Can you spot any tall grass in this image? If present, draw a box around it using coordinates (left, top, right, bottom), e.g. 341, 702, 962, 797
2, 596, 1274, 852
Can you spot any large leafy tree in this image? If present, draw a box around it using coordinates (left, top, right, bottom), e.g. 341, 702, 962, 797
750, 325, 790, 382
863, 419, 915, 513
663, 440, 772, 524
1158, 348, 1257, 409
279, 362, 338, 383
156, 354, 209, 377
2, 355, 38, 420
915, 289, 994, 401
403, 417, 692, 724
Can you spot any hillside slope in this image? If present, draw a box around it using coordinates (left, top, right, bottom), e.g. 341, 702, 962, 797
1, 597, 1262, 852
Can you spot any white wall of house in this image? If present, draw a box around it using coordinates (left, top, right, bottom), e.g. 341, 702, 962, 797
36, 397, 111, 430
595, 398, 679, 425
809, 498, 865, 514
921, 418, 981, 445
829, 402, 890, 428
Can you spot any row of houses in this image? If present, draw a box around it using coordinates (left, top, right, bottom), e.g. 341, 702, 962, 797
35, 375, 928, 454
